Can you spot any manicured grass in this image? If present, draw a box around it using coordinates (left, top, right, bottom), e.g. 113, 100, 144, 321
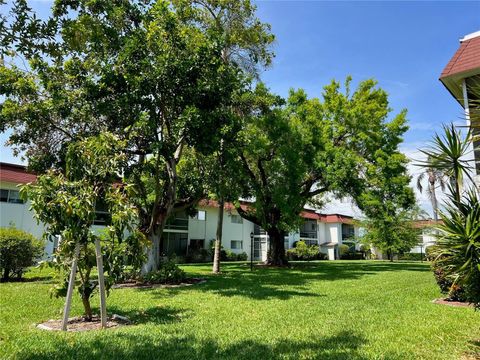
1, 261, 479, 359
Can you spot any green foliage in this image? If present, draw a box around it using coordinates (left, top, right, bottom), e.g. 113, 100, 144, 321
21, 134, 146, 318
141, 260, 186, 285
0, 227, 44, 281
429, 253, 466, 302
339, 244, 350, 258
431, 189, 480, 308
235, 78, 411, 265
362, 207, 422, 261
186, 248, 212, 263
286, 241, 324, 261
397, 253, 426, 261
418, 124, 479, 308
417, 124, 473, 202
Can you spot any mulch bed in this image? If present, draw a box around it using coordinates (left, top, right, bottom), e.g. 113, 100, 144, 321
113, 277, 206, 289
432, 298, 474, 308
37, 314, 130, 332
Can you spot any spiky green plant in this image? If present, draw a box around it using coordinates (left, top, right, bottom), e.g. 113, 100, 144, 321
432, 189, 480, 308
418, 124, 473, 202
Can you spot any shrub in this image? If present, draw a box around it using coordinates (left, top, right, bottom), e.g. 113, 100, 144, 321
141, 259, 186, 284
186, 248, 211, 263
0, 227, 44, 281
236, 252, 248, 261
398, 252, 426, 261
338, 244, 350, 258
431, 257, 466, 302
286, 241, 324, 261
340, 251, 364, 260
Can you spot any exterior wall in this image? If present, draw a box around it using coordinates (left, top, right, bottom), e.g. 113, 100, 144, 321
1, 176, 357, 262
410, 229, 436, 254
0, 180, 50, 255
192, 206, 254, 259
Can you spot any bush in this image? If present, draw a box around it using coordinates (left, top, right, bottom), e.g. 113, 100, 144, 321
338, 244, 350, 258
340, 251, 364, 260
186, 248, 212, 263
0, 227, 44, 281
286, 241, 325, 261
398, 252, 426, 261
141, 259, 186, 284
431, 258, 466, 302
236, 252, 248, 261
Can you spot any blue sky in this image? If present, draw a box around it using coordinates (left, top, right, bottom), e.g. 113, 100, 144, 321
1, 0, 479, 215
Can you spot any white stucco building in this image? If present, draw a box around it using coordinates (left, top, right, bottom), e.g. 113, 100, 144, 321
0, 162, 359, 261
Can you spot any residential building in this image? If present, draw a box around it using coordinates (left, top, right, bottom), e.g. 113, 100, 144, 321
440, 30, 480, 190
0, 161, 359, 261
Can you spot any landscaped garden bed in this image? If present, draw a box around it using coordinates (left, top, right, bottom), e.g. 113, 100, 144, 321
37, 314, 130, 332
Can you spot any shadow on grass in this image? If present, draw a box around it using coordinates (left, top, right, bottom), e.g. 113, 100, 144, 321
20, 330, 371, 360
156, 261, 430, 301
103, 305, 190, 325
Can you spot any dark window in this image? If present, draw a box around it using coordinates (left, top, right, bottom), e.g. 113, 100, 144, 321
0, 189, 8, 202
0, 189, 24, 204
189, 239, 205, 250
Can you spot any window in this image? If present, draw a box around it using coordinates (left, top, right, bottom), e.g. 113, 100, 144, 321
0, 189, 24, 204
0, 189, 8, 202
231, 214, 243, 224
189, 239, 205, 250
192, 210, 206, 221
231, 240, 243, 250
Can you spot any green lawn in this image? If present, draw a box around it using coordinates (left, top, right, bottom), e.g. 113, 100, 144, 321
0, 261, 479, 360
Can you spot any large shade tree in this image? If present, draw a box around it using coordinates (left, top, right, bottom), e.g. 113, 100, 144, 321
0, 0, 273, 271
233, 79, 413, 265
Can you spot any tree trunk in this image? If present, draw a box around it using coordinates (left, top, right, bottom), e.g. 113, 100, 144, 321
266, 227, 288, 266
2, 267, 9, 281
82, 294, 93, 321
429, 178, 439, 222
212, 197, 224, 274
386, 249, 393, 262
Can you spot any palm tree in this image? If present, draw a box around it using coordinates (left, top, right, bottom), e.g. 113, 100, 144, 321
416, 160, 447, 221
418, 123, 473, 203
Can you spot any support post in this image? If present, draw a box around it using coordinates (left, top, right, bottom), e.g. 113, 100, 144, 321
95, 237, 107, 329
61, 242, 80, 331
250, 232, 254, 271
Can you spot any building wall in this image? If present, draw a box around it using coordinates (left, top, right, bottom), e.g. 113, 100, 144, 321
0, 180, 51, 254
1, 177, 355, 262
193, 206, 255, 259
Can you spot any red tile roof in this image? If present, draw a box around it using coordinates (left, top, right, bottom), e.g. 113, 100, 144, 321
412, 219, 443, 229
440, 35, 480, 79
199, 199, 354, 223
0, 162, 37, 184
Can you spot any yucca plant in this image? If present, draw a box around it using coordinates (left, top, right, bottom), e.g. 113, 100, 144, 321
417, 123, 473, 202
432, 189, 480, 308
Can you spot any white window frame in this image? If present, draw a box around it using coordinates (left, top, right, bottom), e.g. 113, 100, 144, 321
192, 210, 206, 221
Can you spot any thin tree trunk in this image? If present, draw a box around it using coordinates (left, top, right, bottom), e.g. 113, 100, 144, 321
213, 197, 224, 274
82, 294, 93, 321
94, 238, 107, 329
61, 242, 80, 331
